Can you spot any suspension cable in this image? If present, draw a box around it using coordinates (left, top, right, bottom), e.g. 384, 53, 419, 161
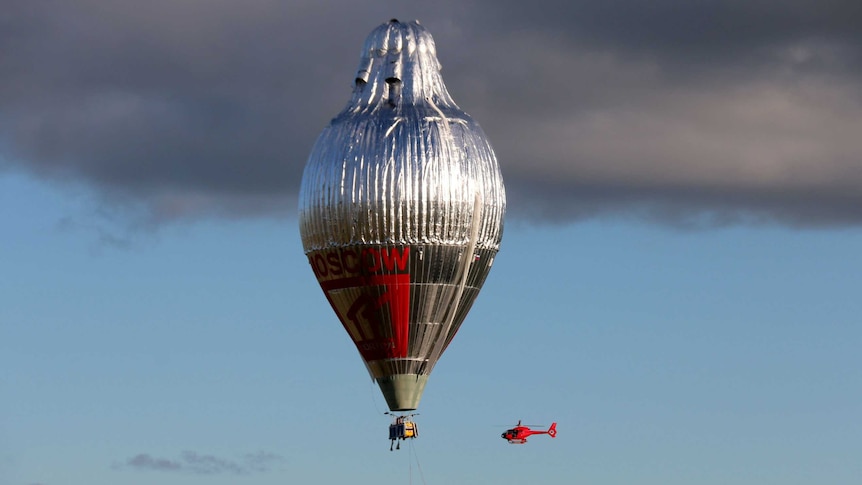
408, 439, 428, 485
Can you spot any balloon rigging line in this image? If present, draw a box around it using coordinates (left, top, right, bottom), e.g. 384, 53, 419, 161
369, 380, 384, 415
408, 439, 428, 485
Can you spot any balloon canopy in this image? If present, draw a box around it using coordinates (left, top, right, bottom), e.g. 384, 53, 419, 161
298, 19, 506, 411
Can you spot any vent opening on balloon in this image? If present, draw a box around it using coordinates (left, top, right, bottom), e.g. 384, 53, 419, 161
386, 77, 402, 106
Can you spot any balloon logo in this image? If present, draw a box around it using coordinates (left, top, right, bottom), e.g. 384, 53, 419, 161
299, 19, 506, 411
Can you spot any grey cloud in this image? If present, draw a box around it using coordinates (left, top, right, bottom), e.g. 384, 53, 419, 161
469, 1, 862, 64
242, 451, 287, 473
117, 450, 284, 475
178, 451, 245, 475
124, 453, 182, 471
2, 0, 862, 228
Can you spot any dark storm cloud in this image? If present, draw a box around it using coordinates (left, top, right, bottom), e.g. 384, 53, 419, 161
116, 450, 283, 475
2, 0, 862, 227
474, 1, 862, 60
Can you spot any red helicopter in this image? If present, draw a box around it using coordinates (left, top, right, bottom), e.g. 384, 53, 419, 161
501, 420, 557, 444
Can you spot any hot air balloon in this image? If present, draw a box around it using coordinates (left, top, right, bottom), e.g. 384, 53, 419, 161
298, 19, 506, 412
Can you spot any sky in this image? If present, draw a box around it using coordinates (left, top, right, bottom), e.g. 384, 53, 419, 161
1, 1, 861, 484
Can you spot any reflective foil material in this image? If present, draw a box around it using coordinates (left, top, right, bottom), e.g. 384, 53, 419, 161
298, 19, 506, 411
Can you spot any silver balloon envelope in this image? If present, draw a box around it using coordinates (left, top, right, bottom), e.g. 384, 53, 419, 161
298, 19, 506, 411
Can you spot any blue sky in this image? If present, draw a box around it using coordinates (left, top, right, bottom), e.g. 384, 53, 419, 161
3, 172, 861, 484
3, 1, 862, 484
